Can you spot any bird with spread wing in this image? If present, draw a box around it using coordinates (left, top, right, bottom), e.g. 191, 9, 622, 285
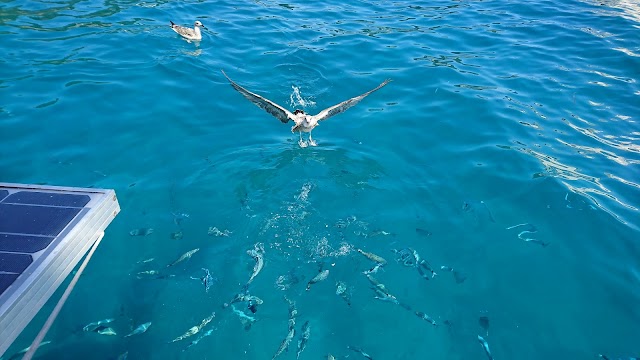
221, 70, 391, 147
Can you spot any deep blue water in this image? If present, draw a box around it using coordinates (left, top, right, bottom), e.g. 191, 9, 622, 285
1, 0, 639, 359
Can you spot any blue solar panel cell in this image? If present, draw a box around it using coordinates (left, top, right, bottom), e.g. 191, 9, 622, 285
0, 184, 119, 357
2, 191, 90, 208
0, 204, 82, 236
0, 273, 20, 296
0, 253, 32, 273
0, 234, 55, 253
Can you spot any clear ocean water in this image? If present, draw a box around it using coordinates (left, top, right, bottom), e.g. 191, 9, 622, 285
1, 0, 639, 359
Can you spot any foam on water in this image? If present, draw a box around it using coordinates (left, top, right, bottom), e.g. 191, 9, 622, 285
289, 86, 316, 109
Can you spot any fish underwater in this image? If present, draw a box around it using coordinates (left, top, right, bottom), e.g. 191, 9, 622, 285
415, 311, 437, 326
357, 249, 387, 265
208, 226, 232, 237
247, 243, 265, 285
366, 274, 411, 310
348, 345, 374, 360
285, 296, 298, 324
477, 335, 494, 360
125, 321, 151, 337
367, 229, 393, 238
598, 355, 640, 360
479, 316, 489, 336
170, 313, 215, 343
95, 326, 117, 336
335, 281, 352, 306
507, 223, 549, 246
167, 248, 199, 267
306, 269, 329, 290
136, 270, 160, 279
129, 228, 153, 236
2, 341, 52, 360
231, 305, 258, 331
462, 200, 496, 224
191, 268, 215, 293
391, 248, 417, 267
183, 329, 215, 352
226, 290, 264, 314
275, 269, 302, 291
296, 321, 310, 359
411, 249, 437, 276
364, 262, 384, 274
83, 318, 114, 332
440, 265, 467, 284
272, 327, 295, 360
417, 259, 437, 280
364, 273, 389, 295
373, 288, 396, 302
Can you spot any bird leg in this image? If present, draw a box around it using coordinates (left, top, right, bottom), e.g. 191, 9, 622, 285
308, 132, 317, 147
298, 132, 308, 148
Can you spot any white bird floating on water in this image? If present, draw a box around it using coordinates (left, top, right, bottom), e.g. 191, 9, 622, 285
221, 70, 391, 147
170, 20, 206, 41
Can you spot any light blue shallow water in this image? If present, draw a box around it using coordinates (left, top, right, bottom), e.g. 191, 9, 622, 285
1, 0, 639, 359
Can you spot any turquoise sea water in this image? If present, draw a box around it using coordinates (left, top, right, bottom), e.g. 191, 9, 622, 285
1, 0, 639, 358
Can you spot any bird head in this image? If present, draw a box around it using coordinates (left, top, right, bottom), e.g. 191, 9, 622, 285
293, 109, 307, 121
194, 21, 206, 29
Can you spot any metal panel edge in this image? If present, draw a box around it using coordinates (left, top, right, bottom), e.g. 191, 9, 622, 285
0, 190, 119, 356
0, 183, 113, 195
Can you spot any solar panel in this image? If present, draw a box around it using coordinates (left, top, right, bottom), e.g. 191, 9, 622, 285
0, 183, 120, 358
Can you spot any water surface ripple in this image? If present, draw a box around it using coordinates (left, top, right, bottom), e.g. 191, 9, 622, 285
0, 0, 638, 359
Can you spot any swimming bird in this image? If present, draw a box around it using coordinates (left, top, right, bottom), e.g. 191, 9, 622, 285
170, 20, 206, 41
221, 70, 391, 147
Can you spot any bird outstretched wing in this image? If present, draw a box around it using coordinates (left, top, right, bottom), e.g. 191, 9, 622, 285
221, 70, 295, 124
310, 79, 391, 122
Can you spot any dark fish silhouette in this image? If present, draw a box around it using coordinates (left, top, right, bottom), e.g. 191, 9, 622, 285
479, 316, 489, 335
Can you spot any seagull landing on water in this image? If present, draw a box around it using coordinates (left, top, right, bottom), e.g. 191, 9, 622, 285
221, 70, 391, 147
170, 20, 206, 41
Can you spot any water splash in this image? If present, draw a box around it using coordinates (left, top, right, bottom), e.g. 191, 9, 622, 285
289, 86, 316, 109
312, 237, 353, 258
296, 182, 314, 202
